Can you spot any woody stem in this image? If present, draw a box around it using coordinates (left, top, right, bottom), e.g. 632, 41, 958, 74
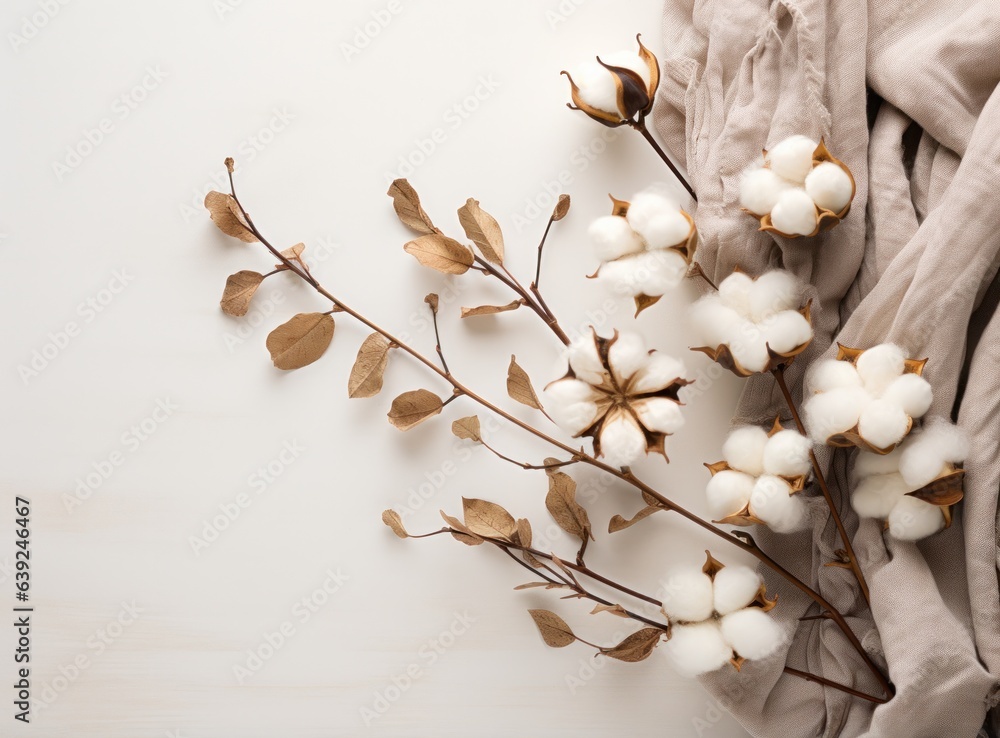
630, 118, 696, 202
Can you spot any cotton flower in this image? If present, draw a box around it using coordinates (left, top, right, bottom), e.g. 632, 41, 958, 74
690, 270, 813, 376
803, 343, 931, 452
850, 420, 966, 541
543, 330, 687, 467
739, 136, 855, 238
562, 35, 660, 127
661, 555, 782, 677
705, 421, 811, 533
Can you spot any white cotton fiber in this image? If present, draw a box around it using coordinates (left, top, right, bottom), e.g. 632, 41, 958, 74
706, 469, 755, 519
630, 249, 688, 296
633, 210, 691, 250
763, 429, 813, 478
566, 333, 606, 385
805, 161, 853, 213
887, 495, 945, 541
762, 309, 813, 354
600, 50, 651, 87
769, 188, 818, 237
662, 621, 733, 677
898, 421, 969, 488
729, 330, 771, 373
633, 397, 685, 434
803, 387, 869, 443
739, 167, 791, 216
718, 272, 754, 315
597, 255, 642, 295
767, 135, 818, 182
851, 473, 909, 519
720, 608, 784, 660
853, 447, 902, 478
749, 475, 806, 533
598, 414, 647, 467
625, 190, 677, 236
748, 270, 801, 321
570, 60, 619, 116
661, 565, 716, 623
855, 344, 906, 395
543, 379, 602, 436
608, 332, 648, 383
690, 295, 743, 348
712, 566, 762, 615
806, 359, 862, 394
630, 352, 686, 394
880, 373, 933, 418
723, 426, 769, 476
857, 399, 909, 450
589, 215, 644, 261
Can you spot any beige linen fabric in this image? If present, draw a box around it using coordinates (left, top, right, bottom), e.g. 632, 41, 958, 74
654, 1, 1000, 735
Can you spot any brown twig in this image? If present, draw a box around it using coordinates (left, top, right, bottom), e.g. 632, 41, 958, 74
630, 119, 696, 202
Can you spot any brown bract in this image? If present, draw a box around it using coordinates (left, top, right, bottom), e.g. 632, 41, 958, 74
906, 467, 965, 530
561, 34, 660, 127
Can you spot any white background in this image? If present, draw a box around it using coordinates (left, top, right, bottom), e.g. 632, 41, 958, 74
1, 1, 752, 735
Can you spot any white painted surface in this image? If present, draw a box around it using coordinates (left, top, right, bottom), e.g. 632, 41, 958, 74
1, 1, 752, 735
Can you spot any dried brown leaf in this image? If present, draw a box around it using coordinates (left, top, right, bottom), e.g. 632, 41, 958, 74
381, 510, 408, 539
403, 234, 474, 274
507, 355, 543, 410
608, 505, 661, 533
266, 312, 335, 370
204, 191, 258, 243
514, 582, 565, 591
552, 194, 571, 221
274, 242, 306, 271
462, 497, 516, 540
527, 609, 576, 648
220, 270, 264, 317
387, 389, 443, 431
590, 603, 630, 618
440, 511, 484, 546
515, 518, 533, 549
451, 415, 482, 442
348, 333, 392, 399
601, 628, 663, 662
387, 179, 437, 235
545, 469, 593, 542
457, 198, 505, 264
460, 300, 522, 319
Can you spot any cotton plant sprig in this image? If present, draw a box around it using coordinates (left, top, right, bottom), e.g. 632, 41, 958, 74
201, 162, 892, 703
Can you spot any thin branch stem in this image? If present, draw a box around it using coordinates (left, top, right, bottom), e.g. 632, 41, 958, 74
473, 256, 570, 345
479, 440, 579, 471
783, 666, 886, 705
687, 262, 717, 291
630, 119, 696, 202
428, 303, 450, 375
533, 215, 555, 290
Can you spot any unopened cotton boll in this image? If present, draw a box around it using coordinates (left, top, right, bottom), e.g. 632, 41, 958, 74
608, 332, 648, 383
569, 60, 619, 116
898, 422, 969, 488
805, 161, 853, 213
739, 167, 791, 216
749, 270, 801, 321
662, 621, 733, 677
720, 608, 784, 660
589, 215, 644, 261
624, 190, 677, 236
852, 473, 909, 518
660, 566, 715, 622
853, 447, 902, 478
880, 374, 933, 418
804, 387, 869, 443
706, 470, 755, 519
599, 414, 647, 467
631, 249, 688, 296
857, 399, 910, 450
712, 566, 762, 615
749, 475, 806, 533
690, 295, 743, 348
566, 334, 606, 385
767, 135, 818, 183
543, 379, 602, 436
729, 331, 771, 373
806, 359, 862, 394
633, 210, 690, 250
633, 398, 684, 434
769, 188, 818, 237
887, 495, 945, 541
763, 430, 813, 477
718, 272, 754, 315
855, 344, 906, 395
722, 426, 769, 476
630, 353, 686, 393
762, 310, 813, 355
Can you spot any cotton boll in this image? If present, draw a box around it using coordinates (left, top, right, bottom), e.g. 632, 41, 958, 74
543, 379, 603, 436
720, 608, 784, 660
625, 190, 678, 236
608, 332, 648, 383
769, 188, 818, 237
887, 495, 945, 541
706, 470, 755, 519
566, 334, 606, 385
660, 566, 715, 622
632, 210, 691, 250
767, 135, 818, 183
805, 161, 853, 213
763, 430, 813, 477
898, 422, 969, 488
749, 475, 806, 533
690, 295, 743, 348
569, 59, 619, 116
729, 330, 771, 373
600, 50, 651, 87
597, 255, 643, 295
722, 426, 769, 476
713, 566, 762, 615
855, 344, 906, 395
852, 473, 909, 518
803, 387, 869, 443
880, 374, 933, 418
853, 447, 902, 478
633, 398, 685, 434
662, 622, 733, 677
631, 249, 688, 296
599, 414, 647, 467
857, 399, 910, 450
805, 359, 862, 394
739, 167, 791, 216
718, 271, 754, 315
761, 310, 813, 355
589, 215, 644, 261
630, 353, 686, 393
748, 270, 801, 320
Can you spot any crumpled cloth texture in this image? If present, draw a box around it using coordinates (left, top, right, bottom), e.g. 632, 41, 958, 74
653, 1, 1000, 736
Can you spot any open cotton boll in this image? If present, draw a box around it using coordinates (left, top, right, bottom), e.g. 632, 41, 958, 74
748, 270, 801, 321
660, 566, 715, 622
852, 473, 909, 518
853, 447, 902, 478
767, 135, 818, 182
761, 310, 813, 355
855, 344, 906, 395
739, 167, 791, 216
706, 470, 755, 519
720, 608, 784, 660
729, 331, 771, 373
857, 399, 910, 449
569, 59, 619, 115
662, 622, 733, 677
690, 295, 743, 348
880, 374, 933, 418
630, 249, 688, 296
589, 215, 644, 261
899, 422, 969, 488
722, 426, 769, 476
608, 332, 648, 383
804, 387, 869, 443
805, 161, 853, 213
762, 430, 813, 477
712, 566, 762, 616
769, 188, 818, 237
597, 256, 643, 295
887, 495, 945, 541
600, 50, 651, 87
805, 359, 862, 394
718, 272, 754, 315
749, 475, 806, 533
630, 353, 686, 393
633, 398, 685, 434
598, 414, 647, 467
543, 379, 602, 436
633, 210, 691, 250
624, 190, 678, 236
566, 334, 606, 385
